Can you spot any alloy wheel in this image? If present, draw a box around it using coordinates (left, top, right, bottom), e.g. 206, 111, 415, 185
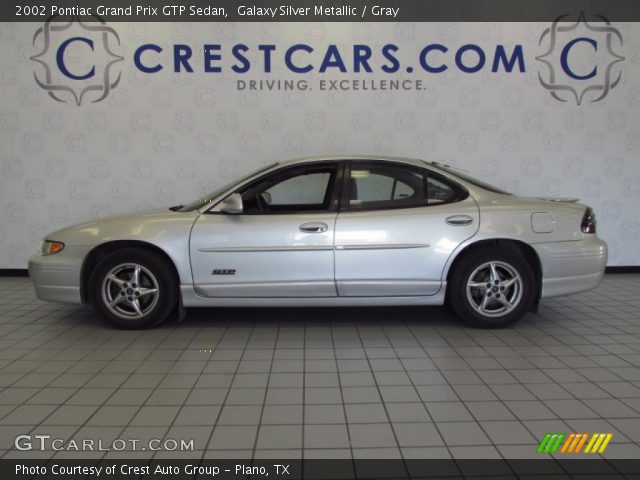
465, 261, 523, 317
101, 263, 160, 320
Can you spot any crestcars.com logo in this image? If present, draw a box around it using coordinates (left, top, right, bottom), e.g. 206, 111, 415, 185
30, 15, 625, 107
30, 15, 123, 105
536, 12, 625, 105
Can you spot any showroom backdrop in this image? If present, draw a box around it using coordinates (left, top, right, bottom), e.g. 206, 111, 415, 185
1, 21, 640, 268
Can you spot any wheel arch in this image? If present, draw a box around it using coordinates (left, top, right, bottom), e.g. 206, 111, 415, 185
80, 240, 180, 303
444, 238, 543, 311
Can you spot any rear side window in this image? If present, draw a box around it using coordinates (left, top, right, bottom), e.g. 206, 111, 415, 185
346, 162, 466, 211
427, 175, 461, 204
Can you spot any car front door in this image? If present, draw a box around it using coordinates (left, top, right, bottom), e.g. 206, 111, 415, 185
189, 162, 341, 297
334, 161, 479, 296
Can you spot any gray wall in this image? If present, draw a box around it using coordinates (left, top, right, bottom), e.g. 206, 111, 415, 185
1, 22, 639, 268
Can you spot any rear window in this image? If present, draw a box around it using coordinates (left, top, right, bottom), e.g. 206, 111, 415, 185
427, 162, 512, 195
347, 161, 467, 211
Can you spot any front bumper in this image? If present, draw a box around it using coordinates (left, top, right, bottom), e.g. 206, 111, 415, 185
28, 247, 89, 304
534, 235, 607, 299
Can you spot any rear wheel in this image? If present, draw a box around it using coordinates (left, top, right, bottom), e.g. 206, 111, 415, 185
449, 247, 535, 328
90, 248, 177, 329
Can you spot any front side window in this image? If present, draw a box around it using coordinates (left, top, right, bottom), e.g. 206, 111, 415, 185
265, 172, 332, 206
346, 162, 466, 211
239, 164, 337, 214
179, 163, 277, 212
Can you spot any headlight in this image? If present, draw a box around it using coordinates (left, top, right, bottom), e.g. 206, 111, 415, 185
40, 240, 65, 256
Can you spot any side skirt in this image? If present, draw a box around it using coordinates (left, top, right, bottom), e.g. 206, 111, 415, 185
180, 285, 447, 308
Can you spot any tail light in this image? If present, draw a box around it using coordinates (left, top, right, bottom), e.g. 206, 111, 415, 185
581, 207, 596, 234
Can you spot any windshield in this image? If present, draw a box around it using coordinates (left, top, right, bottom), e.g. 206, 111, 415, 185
427, 162, 512, 195
178, 163, 278, 212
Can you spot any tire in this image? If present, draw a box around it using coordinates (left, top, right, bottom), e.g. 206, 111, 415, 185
89, 248, 178, 329
448, 247, 535, 328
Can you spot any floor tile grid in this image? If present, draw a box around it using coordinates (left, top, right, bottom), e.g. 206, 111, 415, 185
2, 310, 209, 459
0, 276, 639, 460
3, 295, 242, 457
351, 317, 412, 459
540, 280, 639, 334
56, 329, 176, 461
404, 308, 633, 458
197, 321, 257, 458
300, 324, 337, 458
395, 319, 529, 459
324, 318, 354, 460
82, 324, 222, 459
535, 290, 639, 386
248, 320, 281, 457
416, 321, 600, 459
524, 306, 629, 422
0, 303, 118, 430
155, 324, 245, 459
0, 298, 86, 363
500, 287, 640, 455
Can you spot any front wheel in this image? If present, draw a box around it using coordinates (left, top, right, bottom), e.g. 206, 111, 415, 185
90, 248, 178, 329
449, 248, 535, 328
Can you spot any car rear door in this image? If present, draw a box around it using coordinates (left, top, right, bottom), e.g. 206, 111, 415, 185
334, 161, 479, 297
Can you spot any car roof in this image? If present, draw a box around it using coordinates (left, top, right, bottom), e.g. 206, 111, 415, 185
278, 155, 429, 168
272, 156, 510, 198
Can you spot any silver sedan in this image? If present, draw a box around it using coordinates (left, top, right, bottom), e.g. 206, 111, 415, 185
29, 156, 607, 329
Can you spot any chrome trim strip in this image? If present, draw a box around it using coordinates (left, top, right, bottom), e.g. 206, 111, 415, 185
201, 244, 430, 252
335, 244, 430, 251
199, 246, 333, 253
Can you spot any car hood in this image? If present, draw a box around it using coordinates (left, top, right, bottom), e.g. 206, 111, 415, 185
45, 208, 200, 246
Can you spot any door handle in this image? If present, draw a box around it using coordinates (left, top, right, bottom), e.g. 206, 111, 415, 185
299, 222, 328, 233
446, 215, 473, 226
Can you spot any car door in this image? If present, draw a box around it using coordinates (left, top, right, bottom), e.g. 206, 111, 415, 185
189, 162, 341, 297
334, 161, 479, 296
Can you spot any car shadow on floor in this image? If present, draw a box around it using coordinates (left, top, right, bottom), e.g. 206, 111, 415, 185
70, 304, 470, 330
178, 305, 463, 328
66, 303, 540, 331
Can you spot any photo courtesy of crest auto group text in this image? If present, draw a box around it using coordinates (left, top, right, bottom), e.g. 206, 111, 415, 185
1, 0, 640, 479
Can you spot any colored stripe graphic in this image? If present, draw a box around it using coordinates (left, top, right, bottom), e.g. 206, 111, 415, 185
561, 433, 588, 453
538, 433, 613, 454
537, 433, 565, 454
584, 433, 613, 454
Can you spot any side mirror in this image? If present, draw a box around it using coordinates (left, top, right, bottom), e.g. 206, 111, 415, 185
219, 193, 243, 214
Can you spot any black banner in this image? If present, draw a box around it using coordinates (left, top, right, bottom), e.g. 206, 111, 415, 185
3, 459, 640, 480
5, 0, 640, 22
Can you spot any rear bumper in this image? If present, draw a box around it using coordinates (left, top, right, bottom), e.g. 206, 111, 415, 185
534, 236, 607, 299
28, 248, 87, 304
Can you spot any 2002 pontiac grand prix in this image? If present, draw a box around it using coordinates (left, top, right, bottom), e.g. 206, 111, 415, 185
29, 156, 607, 329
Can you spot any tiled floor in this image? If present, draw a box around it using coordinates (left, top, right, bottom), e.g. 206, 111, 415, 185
0, 275, 639, 460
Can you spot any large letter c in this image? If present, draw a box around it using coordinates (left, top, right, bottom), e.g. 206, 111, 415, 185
561, 37, 597, 80
56, 37, 95, 80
